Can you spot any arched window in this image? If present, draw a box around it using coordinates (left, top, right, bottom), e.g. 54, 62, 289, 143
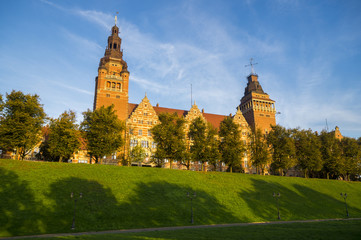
109, 43, 112, 49
112, 82, 116, 89
113, 43, 117, 49
116, 83, 121, 91
106, 81, 111, 88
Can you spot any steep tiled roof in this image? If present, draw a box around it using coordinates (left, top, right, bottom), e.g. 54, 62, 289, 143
128, 103, 227, 129
202, 112, 227, 129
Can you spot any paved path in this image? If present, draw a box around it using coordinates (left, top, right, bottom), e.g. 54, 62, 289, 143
1, 218, 361, 240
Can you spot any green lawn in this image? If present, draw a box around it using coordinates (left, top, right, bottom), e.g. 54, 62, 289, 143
14, 220, 361, 240
1, 159, 361, 237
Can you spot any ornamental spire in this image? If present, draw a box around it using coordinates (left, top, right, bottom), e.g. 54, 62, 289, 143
245, 58, 258, 75
115, 12, 119, 25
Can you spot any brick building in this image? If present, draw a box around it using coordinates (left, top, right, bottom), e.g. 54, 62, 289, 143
92, 21, 277, 172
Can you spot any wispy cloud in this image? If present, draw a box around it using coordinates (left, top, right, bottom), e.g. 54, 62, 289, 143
50, 81, 93, 95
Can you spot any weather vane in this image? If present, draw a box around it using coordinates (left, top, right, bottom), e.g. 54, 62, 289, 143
115, 11, 119, 25
245, 58, 258, 74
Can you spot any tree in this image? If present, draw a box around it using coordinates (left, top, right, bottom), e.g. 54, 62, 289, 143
150, 113, 186, 169
204, 123, 221, 171
189, 117, 220, 171
340, 137, 361, 181
0, 90, 46, 160
130, 143, 147, 164
249, 128, 270, 175
293, 129, 322, 178
80, 105, 125, 164
48, 110, 80, 162
267, 125, 296, 176
319, 130, 342, 179
189, 117, 207, 171
219, 116, 245, 173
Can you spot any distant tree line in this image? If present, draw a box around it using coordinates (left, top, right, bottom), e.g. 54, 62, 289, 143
1, 90, 360, 181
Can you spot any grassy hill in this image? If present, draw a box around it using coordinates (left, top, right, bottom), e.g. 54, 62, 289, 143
1, 159, 361, 237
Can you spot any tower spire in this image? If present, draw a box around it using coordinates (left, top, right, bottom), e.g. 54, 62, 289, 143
245, 58, 258, 75
115, 12, 119, 25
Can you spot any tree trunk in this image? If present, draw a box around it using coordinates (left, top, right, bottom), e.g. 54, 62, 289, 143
230, 166, 233, 173
59, 156, 63, 162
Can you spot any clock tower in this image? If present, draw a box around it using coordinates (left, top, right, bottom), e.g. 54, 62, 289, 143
93, 21, 129, 121
239, 60, 276, 134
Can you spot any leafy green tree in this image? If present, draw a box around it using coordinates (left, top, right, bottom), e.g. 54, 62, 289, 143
340, 137, 361, 181
48, 110, 80, 162
150, 113, 186, 169
267, 125, 296, 176
219, 116, 245, 173
249, 128, 270, 175
130, 143, 147, 164
204, 123, 221, 171
0, 90, 46, 160
189, 117, 220, 171
36, 138, 53, 161
319, 130, 342, 179
80, 105, 124, 164
189, 117, 207, 171
292, 128, 322, 178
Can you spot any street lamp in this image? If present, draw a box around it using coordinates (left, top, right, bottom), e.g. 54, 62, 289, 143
187, 192, 196, 224
71, 192, 83, 230
273, 192, 281, 220
340, 193, 349, 217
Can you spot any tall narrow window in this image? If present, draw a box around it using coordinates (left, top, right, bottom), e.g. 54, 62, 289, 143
139, 129, 142, 136
113, 43, 117, 49
116, 83, 121, 91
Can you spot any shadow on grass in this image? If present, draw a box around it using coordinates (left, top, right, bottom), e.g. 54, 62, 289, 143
239, 178, 360, 221
119, 181, 242, 228
0, 167, 43, 237
44, 179, 241, 233
45, 177, 121, 233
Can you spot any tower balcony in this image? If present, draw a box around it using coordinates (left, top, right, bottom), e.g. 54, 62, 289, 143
105, 75, 123, 80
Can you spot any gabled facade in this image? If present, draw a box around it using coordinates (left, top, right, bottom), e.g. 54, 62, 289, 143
90, 20, 278, 172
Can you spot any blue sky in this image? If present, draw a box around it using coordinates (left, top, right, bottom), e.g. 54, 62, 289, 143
1, 0, 361, 138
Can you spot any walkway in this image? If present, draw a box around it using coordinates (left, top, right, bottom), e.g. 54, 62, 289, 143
1, 218, 361, 240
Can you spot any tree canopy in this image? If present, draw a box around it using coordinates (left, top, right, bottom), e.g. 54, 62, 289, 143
150, 113, 186, 169
293, 129, 322, 178
248, 128, 270, 175
80, 105, 124, 164
267, 125, 296, 176
189, 117, 220, 171
0, 90, 46, 160
219, 116, 245, 173
48, 110, 80, 162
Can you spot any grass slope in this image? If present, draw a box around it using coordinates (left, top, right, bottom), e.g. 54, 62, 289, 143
1, 159, 361, 237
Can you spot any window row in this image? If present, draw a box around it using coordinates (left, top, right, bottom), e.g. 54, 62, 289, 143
132, 119, 155, 125
130, 139, 157, 149
129, 129, 152, 137
106, 94, 120, 99
105, 81, 122, 91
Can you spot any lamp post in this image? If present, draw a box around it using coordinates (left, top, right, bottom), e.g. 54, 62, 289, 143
71, 192, 83, 230
340, 193, 349, 217
273, 192, 281, 220
187, 192, 196, 224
